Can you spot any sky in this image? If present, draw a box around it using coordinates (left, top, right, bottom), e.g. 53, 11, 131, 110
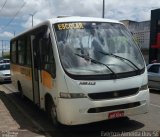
0, 0, 160, 52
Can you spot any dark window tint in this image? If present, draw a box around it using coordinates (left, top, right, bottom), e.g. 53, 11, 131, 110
18, 39, 25, 65
148, 65, 160, 73
3, 59, 10, 63
0, 64, 10, 70
40, 31, 56, 78
31, 26, 56, 78
26, 36, 31, 66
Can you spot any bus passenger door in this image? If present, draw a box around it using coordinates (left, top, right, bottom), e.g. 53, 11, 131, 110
31, 35, 41, 105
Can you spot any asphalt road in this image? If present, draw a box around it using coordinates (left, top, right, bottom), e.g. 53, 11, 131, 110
0, 83, 160, 137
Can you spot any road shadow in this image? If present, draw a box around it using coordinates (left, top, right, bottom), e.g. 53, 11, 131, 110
0, 91, 46, 137
0, 87, 145, 137
50, 118, 144, 137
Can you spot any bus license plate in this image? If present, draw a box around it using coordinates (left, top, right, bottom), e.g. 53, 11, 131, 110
108, 111, 124, 119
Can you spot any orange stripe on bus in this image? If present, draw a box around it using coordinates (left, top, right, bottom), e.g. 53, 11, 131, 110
41, 70, 53, 89
11, 64, 32, 80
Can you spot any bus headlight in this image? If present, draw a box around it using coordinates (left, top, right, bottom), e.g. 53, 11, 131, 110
139, 84, 148, 91
60, 92, 87, 98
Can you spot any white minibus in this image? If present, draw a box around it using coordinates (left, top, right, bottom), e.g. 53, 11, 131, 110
10, 17, 149, 126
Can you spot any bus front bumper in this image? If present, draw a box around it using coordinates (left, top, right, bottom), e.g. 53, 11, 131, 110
56, 89, 150, 125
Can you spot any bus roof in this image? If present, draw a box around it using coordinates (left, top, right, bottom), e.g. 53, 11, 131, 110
49, 16, 121, 24
11, 17, 122, 40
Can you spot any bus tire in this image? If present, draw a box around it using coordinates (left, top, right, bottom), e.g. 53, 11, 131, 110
46, 98, 59, 127
17, 82, 24, 98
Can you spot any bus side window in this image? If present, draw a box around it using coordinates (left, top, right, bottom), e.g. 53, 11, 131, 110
18, 38, 25, 65
11, 40, 17, 63
26, 36, 31, 66
41, 34, 56, 78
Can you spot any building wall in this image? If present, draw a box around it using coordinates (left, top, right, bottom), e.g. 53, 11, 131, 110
120, 20, 150, 63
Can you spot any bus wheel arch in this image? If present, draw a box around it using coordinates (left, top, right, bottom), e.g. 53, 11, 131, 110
45, 94, 59, 127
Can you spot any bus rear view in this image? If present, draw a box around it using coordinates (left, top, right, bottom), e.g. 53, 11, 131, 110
53, 18, 149, 125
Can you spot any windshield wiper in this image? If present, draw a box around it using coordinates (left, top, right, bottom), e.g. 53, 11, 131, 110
74, 53, 117, 78
96, 50, 140, 73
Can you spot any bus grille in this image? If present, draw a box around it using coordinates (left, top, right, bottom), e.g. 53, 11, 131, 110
88, 88, 139, 100
88, 102, 141, 113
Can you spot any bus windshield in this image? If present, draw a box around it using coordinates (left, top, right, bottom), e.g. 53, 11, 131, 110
54, 22, 145, 76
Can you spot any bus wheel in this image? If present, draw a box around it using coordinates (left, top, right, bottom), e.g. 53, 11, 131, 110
17, 82, 24, 98
47, 100, 59, 127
